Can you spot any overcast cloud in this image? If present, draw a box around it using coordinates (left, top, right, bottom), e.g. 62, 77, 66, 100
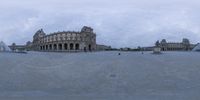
0, 0, 200, 48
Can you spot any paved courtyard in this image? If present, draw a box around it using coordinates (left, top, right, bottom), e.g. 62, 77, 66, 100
0, 51, 200, 100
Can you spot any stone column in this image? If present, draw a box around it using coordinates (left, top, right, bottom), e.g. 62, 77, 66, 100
73, 43, 75, 51
45, 45, 48, 51
57, 44, 59, 51
44, 45, 45, 51
48, 44, 51, 51
62, 43, 64, 51
68, 43, 70, 52
48, 44, 49, 51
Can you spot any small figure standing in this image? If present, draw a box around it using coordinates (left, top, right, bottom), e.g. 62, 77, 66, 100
118, 53, 121, 55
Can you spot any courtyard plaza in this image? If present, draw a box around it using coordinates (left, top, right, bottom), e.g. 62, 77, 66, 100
0, 51, 200, 100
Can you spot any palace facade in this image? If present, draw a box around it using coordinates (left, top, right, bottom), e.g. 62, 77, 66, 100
155, 38, 195, 51
32, 26, 96, 52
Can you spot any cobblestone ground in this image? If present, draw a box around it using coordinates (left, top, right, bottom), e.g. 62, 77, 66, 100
0, 51, 200, 100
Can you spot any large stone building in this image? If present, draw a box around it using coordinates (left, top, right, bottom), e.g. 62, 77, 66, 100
9, 43, 26, 52
32, 26, 96, 52
96, 44, 112, 51
155, 38, 195, 51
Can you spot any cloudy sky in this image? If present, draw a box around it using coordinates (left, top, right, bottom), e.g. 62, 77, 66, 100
0, 0, 200, 48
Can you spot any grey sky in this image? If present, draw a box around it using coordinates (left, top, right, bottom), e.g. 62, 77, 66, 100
0, 0, 200, 48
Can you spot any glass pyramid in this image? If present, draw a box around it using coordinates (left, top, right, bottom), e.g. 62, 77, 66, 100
0, 41, 10, 52
192, 43, 200, 51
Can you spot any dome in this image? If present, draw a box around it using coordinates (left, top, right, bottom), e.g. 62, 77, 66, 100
0, 41, 11, 52
161, 39, 167, 44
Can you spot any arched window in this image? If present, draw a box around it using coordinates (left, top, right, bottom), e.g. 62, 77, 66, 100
70, 43, 74, 50
75, 43, 79, 50
59, 44, 62, 50
46, 45, 48, 50
49, 44, 52, 50
88, 44, 91, 51
64, 43, 68, 50
53, 44, 57, 50
43, 46, 45, 50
